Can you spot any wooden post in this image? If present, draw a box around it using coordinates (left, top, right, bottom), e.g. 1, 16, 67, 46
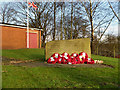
114, 45, 115, 58
45, 43, 47, 60
97, 46, 98, 55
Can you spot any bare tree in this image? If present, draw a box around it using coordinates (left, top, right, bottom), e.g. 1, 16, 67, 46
12, 1, 54, 47
80, 0, 115, 53
70, 2, 73, 39
59, 2, 63, 40
73, 2, 89, 39
53, 2, 56, 41
0, 2, 17, 23
58, 2, 89, 40
98, 34, 118, 57
108, 0, 120, 21
63, 2, 66, 40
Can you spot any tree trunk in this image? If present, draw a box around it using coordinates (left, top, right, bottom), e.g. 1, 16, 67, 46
60, 5, 63, 40
74, 25, 77, 39
53, 2, 56, 41
42, 27, 47, 48
70, 2, 73, 39
97, 46, 98, 55
63, 3, 66, 40
90, 0, 94, 54
42, 35, 45, 47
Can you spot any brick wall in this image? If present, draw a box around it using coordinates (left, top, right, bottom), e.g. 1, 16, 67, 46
1, 26, 41, 49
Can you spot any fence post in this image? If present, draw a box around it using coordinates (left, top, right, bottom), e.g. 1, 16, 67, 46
114, 45, 115, 58
97, 46, 98, 55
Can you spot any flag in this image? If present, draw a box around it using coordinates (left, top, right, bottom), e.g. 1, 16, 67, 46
28, 2, 38, 10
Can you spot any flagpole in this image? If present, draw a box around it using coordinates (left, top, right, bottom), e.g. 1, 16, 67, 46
27, 0, 29, 48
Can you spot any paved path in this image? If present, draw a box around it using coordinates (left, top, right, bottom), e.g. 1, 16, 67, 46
12, 61, 114, 68
2, 56, 114, 68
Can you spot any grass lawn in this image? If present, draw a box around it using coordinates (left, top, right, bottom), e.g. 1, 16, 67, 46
2, 48, 45, 61
2, 49, 119, 88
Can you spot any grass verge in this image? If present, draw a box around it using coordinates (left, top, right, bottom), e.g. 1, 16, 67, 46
2, 49, 118, 88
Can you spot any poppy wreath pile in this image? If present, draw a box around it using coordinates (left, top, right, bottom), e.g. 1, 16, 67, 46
47, 52, 95, 64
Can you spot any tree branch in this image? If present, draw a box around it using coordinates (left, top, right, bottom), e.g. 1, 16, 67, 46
95, 16, 115, 47
108, 0, 120, 21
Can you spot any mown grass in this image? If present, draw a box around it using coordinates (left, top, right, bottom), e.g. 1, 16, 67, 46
2, 49, 119, 88
2, 48, 45, 61
92, 54, 118, 68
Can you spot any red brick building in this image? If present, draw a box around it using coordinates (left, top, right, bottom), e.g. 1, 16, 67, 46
0, 23, 42, 49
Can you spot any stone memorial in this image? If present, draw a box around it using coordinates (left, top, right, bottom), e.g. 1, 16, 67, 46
45, 38, 91, 60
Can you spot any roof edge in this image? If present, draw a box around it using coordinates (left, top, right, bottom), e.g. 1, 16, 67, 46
0, 23, 43, 31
